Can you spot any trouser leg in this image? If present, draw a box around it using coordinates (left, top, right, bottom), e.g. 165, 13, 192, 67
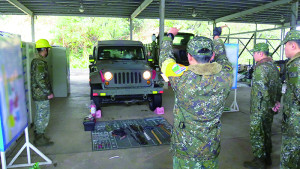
34, 100, 50, 134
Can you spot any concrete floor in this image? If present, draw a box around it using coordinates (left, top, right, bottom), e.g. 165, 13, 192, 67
4, 69, 283, 169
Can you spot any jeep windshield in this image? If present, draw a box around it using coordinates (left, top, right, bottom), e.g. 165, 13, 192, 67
173, 35, 194, 46
98, 46, 145, 60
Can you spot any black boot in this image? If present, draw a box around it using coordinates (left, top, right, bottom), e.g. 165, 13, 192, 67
43, 134, 51, 141
244, 157, 267, 169
34, 134, 54, 146
34, 131, 51, 141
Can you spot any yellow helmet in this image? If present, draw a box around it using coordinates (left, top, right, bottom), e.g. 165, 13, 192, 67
36, 39, 52, 48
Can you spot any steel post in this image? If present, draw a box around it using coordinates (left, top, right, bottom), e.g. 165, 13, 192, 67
159, 0, 165, 48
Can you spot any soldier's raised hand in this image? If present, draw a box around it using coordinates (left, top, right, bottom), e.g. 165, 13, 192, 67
220, 24, 228, 29
168, 27, 181, 36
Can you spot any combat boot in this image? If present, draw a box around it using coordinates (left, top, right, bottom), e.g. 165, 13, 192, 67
34, 131, 51, 141
34, 134, 54, 146
43, 134, 51, 141
243, 157, 266, 169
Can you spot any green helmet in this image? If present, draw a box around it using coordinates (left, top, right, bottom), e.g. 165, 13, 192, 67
282, 30, 300, 45
187, 36, 213, 58
250, 43, 269, 54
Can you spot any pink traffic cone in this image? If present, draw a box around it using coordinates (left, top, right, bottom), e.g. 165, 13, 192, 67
96, 110, 102, 118
154, 107, 164, 115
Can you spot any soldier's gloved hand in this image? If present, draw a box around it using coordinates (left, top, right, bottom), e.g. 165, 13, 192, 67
272, 101, 280, 113
48, 94, 54, 99
213, 27, 222, 38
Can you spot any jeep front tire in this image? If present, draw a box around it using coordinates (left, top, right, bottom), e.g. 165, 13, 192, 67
149, 94, 162, 111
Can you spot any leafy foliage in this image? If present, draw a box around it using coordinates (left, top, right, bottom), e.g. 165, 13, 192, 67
51, 17, 136, 68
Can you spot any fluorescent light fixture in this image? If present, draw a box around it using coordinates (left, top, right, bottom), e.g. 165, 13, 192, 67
192, 8, 197, 18
79, 3, 84, 13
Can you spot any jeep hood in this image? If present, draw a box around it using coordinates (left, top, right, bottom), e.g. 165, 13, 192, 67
96, 60, 151, 70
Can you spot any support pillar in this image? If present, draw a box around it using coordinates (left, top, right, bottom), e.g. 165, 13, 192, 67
159, 0, 165, 48
253, 23, 257, 64
130, 18, 133, 40
213, 21, 216, 29
291, 1, 298, 30
31, 15, 35, 42
254, 23, 257, 45
280, 27, 285, 59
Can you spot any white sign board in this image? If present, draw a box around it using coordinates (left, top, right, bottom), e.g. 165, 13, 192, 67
225, 44, 239, 89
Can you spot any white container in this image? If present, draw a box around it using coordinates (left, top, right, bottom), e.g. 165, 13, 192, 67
90, 100, 96, 117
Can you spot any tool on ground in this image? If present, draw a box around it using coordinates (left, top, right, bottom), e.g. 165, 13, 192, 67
157, 124, 171, 136
127, 125, 140, 144
138, 125, 151, 141
144, 126, 162, 145
105, 124, 113, 132
128, 125, 148, 145
112, 127, 127, 140
130, 125, 148, 145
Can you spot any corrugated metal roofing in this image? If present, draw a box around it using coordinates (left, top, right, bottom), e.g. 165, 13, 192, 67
0, 0, 297, 24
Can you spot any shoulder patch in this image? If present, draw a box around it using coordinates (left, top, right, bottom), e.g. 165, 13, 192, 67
288, 72, 298, 84
287, 66, 299, 84
289, 72, 297, 78
172, 64, 187, 74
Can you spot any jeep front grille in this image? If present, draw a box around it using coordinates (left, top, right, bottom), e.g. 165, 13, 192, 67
114, 72, 142, 84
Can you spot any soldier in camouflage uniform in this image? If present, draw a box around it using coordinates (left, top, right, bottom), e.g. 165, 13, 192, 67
31, 39, 54, 146
280, 30, 300, 169
160, 27, 232, 168
243, 43, 281, 169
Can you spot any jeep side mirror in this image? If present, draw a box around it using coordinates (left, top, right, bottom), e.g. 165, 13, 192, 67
89, 55, 95, 63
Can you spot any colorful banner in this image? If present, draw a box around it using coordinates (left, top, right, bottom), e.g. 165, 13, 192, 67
0, 32, 28, 151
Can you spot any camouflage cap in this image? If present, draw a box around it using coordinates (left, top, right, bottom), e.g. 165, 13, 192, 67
282, 30, 300, 44
250, 43, 269, 53
187, 36, 213, 57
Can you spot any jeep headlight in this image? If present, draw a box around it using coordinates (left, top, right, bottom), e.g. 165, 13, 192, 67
104, 72, 113, 81
143, 70, 151, 80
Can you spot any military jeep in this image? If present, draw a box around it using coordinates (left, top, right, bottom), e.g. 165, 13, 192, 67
89, 40, 164, 111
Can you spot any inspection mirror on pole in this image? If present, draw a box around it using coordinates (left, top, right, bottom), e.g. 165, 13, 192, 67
0, 32, 52, 169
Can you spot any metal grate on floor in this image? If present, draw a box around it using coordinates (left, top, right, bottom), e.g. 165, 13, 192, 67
91, 116, 172, 151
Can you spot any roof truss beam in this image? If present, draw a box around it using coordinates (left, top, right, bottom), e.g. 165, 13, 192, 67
6, 0, 33, 16
215, 0, 294, 23
131, 0, 153, 19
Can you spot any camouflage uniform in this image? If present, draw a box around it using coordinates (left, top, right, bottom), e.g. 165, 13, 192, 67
248, 43, 281, 161
159, 36, 233, 168
31, 53, 52, 134
280, 30, 300, 169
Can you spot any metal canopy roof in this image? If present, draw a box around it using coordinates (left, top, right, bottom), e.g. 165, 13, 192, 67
0, 0, 298, 25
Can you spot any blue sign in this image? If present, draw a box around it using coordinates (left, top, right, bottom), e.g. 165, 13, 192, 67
225, 44, 239, 89
0, 32, 28, 151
